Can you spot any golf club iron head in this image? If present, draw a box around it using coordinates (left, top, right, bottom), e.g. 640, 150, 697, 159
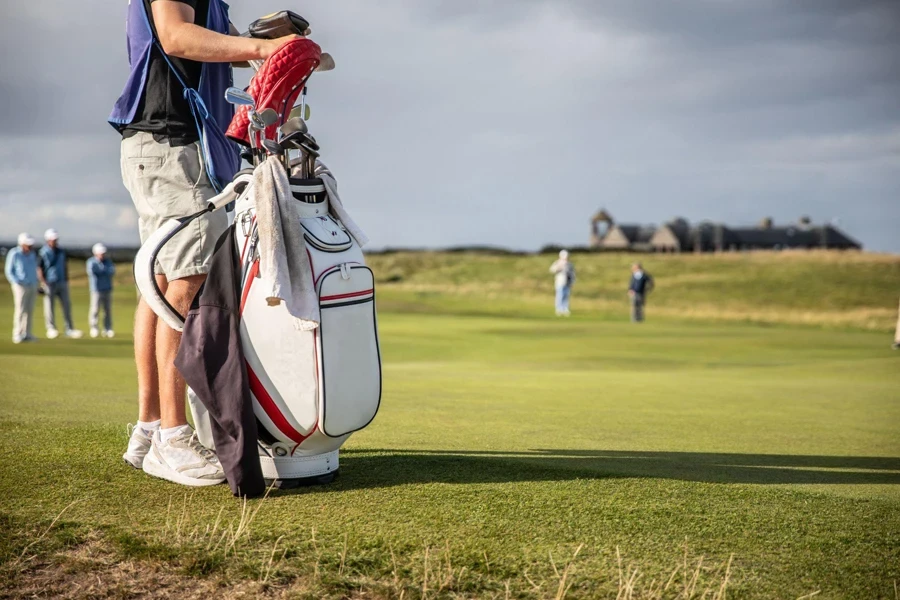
281, 130, 319, 151
289, 103, 312, 121
225, 87, 255, 107
280, 117, 308, 137
261, 139, 283, 156
258, 108, 279, 127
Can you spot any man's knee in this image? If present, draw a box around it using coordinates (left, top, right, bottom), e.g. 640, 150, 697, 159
164, 274, 206, 316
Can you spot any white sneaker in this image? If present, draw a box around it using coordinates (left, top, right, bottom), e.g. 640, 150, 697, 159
47, 328, 59, 339
143, 428, 225, 487
104, 330, 115, 339
66, 329, 84, 339
12, 337, 22, 344
90, 328, 100, 338
123, 424, 153, 469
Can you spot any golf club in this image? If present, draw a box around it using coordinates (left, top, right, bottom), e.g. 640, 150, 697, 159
280, 116, 308, 137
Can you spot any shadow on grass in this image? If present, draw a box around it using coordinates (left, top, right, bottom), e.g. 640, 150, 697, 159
321, 449, 900, 490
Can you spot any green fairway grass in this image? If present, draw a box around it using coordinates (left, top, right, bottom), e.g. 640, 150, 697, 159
1, 254, 898, 598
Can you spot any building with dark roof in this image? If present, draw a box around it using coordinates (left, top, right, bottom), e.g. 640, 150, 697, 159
590, 212, 862, 252
600, 224, 657, 251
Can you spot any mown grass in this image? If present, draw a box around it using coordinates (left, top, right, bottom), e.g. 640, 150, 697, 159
367, 250, 900, 331
0, 252, 898, 598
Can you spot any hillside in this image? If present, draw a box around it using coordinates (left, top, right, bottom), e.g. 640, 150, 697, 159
366, 250, 900, 331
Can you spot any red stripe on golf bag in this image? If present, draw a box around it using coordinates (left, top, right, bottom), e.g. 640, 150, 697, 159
240, 261, 260, 314
320, 289, 374, 302
247, 364, 311, 444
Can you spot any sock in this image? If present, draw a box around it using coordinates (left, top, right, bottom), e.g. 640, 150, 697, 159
137, 420, 160, 436
159, 424, 192, 444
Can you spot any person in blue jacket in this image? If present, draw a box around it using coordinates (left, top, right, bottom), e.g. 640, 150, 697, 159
86, 244, 116, 339
39, 228, 83, 339
4, 233, 40, 343
628, 263, 655, 323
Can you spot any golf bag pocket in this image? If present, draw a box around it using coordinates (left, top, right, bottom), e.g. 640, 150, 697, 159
301, 215, 352, 253
317, 265, 381, 437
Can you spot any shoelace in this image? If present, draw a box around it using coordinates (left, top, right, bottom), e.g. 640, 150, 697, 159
187, 432, 220, 463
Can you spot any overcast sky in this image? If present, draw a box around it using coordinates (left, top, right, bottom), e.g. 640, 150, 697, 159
0, 1, 898, 251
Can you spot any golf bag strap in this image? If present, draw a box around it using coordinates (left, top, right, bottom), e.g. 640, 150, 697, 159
140, 0, 238, 192
134, 175, 253, 331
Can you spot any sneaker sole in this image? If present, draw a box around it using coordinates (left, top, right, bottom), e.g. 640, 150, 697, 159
123, 454, 144, 470
142, 456, 225, 487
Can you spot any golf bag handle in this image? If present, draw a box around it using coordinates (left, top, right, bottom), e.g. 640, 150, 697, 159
134, 174, 254, 332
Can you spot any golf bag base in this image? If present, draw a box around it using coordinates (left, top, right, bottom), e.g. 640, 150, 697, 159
267, 469, 338, 490
259, 448, 338, 480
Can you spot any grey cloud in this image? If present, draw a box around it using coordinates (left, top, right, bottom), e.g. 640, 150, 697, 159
0, 0, 898, 252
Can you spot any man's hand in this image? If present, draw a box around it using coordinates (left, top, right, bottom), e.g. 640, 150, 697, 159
260, 34, 304, 60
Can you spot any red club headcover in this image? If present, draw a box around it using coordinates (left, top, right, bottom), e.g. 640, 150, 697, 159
226, 38, 322, 146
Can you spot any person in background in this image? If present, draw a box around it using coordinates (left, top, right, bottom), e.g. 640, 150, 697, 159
4, 233, 40, 344
549, 249, 576, 317
86, 243, 116, 339
893, 297, 899, 350
38, 229, 83, 339
628, 262, 654, 323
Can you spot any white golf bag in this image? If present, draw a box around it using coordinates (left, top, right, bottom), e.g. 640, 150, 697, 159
134, 171, 381, 484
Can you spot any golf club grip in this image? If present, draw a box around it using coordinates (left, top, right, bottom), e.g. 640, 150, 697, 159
208, 174, 253, 211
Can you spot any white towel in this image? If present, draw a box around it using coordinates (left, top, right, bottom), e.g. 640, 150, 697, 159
314, 160, 369, 247
254, 157, 319, 330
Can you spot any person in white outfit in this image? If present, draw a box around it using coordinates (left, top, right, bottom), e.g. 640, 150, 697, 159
549, 250, 576, 316
4, 233, 40, 343
893, 297, 900, 351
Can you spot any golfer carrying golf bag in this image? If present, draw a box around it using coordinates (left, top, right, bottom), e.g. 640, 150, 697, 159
109, 0, 302, 487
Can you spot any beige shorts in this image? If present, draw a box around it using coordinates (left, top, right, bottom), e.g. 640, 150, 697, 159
120, 132, 228, 281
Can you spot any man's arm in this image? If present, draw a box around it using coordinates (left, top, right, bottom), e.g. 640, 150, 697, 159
36, 249, 47, 286
5, 253, 21, 285
153, 1, 300, 63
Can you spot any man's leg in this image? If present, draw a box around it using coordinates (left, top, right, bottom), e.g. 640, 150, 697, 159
11, 284, 24, 342
59, 282, 76, 332
894, 297, 900, 349
23, 285, 37, 339
102, 291, 113, 333
156, 275, 205, 429
135, 276, 166, 423
89, 291, 100, 334
44, 283, 57, 333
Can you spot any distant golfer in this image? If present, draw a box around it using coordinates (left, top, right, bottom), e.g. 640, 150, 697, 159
893, 297, 900, 351
38, 229, 82, 339
549, 250, 576, 317
86, 244, 115, 339
628, 263, 654, 323
4, 233, 39, 344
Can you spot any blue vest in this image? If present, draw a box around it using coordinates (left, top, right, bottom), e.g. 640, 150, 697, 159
108, 0, 239, 192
